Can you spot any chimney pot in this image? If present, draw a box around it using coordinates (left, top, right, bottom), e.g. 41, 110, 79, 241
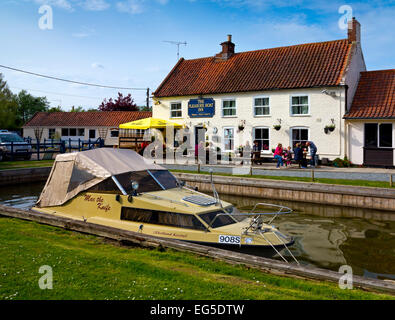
348, 17, 361, 44
216, 35, 235, 60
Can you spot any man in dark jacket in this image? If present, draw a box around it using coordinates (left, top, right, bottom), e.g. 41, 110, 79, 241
306, 141, 317, 167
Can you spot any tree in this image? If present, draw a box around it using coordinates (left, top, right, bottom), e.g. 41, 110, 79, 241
70, 106, 85, 112
99, 92, 138, 111
47, 106, 63, 112
0, 73, 18, 130
14, 90, 49, 125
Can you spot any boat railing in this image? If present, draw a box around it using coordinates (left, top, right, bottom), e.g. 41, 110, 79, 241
207, 203, 299, 264
207, 203, 292, 230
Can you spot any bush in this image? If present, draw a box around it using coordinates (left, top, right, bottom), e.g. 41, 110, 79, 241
333, 157, 352, 167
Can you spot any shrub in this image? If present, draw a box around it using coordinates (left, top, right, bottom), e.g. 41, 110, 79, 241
333, 157, 352, 167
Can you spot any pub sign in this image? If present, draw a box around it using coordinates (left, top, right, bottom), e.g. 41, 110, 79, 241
188, 98, 215, 118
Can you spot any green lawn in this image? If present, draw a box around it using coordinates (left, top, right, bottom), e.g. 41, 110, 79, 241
171, 170, 395, 189
0, 217, 392, 300
0, 160, 54, 170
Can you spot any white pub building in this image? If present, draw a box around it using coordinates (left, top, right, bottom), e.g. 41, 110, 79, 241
153, 18, 367, 162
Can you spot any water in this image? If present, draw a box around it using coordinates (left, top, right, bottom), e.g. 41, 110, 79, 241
0, 182, 394, 280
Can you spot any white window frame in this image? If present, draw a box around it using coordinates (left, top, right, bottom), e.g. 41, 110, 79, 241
48, 128, 56, 139
221, 98, 237, 118
253, 126, 271, 154
290, 126, 310, 148
170, 101, 182, 119
223, 127, 235, 152
253, 96, 270, 117
290, 94, 310, 116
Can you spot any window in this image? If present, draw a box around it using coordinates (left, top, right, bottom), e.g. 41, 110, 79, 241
291, 128, 309, 148
365, 123, 393, 148
253, 128, 270, 151
89, 129, 96, 139
199, 211, 237, 228
223, 127, 234, 151
379, 124, 393, 148
222, 100, 236, 117
121, 207, 206, 231
170, 102, 182, 118
88, 170, 178, 194
61, 128, 84, 137
110, 130, 119, 138
48, 128, 55, 139
291, 96, 309, 115
254, 97, 270, 116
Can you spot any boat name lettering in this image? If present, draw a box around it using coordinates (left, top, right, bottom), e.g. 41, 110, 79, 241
83, 194, 111, 213
83, 195, 95, 202
97, 203, 111, 212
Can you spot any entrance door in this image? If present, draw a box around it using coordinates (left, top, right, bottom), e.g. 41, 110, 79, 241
194, 126, 206, 147
364, 123, 393, 166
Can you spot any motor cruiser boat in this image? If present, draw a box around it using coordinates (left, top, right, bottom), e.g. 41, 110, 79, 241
33, 148, 297, 263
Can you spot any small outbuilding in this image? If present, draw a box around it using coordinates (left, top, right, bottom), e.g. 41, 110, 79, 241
23, 111, 152, 147
345, 69, 395, 167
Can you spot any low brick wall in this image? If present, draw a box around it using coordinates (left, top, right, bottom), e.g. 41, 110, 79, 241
174, 173, 395, 212
0, 167, 51, 187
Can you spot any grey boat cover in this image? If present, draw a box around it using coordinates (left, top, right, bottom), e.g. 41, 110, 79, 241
37, 148, 164, 207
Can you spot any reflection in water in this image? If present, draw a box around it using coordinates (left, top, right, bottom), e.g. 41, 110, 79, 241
0, 183, 394, 279
218, 194, 395, 279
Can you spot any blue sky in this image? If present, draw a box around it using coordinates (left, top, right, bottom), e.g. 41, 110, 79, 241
0, 0, 394, 110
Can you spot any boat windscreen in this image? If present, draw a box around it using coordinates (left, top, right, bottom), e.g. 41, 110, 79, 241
199, 211, 237, 228
88, 170, 177, 194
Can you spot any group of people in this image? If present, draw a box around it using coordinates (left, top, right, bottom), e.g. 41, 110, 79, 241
273, 141, 317, 169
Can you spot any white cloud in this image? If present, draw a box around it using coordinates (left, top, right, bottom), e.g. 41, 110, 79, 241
116, 0, 145, 14
91, 62, 105, 69
32, 0, 73, 11
80, 0, 110, 11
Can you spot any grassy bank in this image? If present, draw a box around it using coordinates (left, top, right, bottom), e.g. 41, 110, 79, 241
171, 170, 395, 189
0, 160, 54, 170
0, 216, 392, 300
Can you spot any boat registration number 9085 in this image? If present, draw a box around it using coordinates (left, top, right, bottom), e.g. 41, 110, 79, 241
219, 235, 241, 244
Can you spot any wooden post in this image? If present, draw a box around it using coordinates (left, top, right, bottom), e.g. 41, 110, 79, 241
249, 166, 253, 176
311, 169, 315, 182
390, 174, 393, 188
197, 163, 201, 173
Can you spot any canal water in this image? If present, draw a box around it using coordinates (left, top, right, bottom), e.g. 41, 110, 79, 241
0, 182, 394, 280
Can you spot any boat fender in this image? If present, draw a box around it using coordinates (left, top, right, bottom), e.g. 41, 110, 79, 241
128, 195, 134, 203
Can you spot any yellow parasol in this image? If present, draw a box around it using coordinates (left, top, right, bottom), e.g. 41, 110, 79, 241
119, 117, 184, 130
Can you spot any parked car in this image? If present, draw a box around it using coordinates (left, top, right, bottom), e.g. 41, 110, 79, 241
0, 130, 32, 160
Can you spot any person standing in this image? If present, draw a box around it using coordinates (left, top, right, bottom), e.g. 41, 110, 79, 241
306, 141, 317, 167
273, 143, 284, 168
293, 143, 305, 168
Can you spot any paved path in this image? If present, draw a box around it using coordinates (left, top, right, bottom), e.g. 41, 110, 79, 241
162, 162, 395, 183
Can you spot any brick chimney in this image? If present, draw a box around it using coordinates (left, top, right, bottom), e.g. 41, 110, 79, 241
348, 17, 361, 44
215, 34, 235, 60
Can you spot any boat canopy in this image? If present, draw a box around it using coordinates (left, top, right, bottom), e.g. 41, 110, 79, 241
37, 148, 164, 208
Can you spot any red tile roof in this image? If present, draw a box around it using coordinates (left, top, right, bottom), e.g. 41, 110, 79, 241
23, 111, 152, 127
154, 39, 352, 97
345, 70, 395, 119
